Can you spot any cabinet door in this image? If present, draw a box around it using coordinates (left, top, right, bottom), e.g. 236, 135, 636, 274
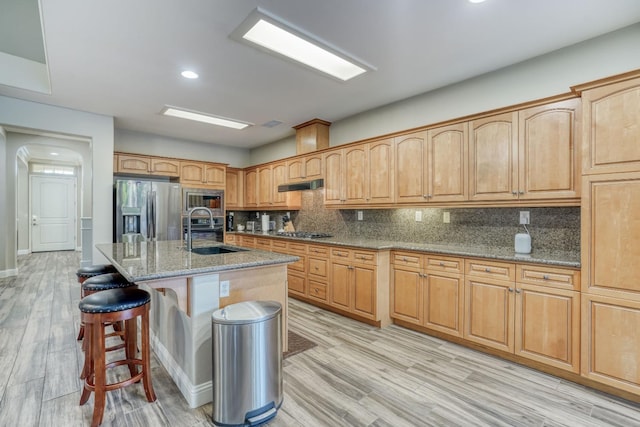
464, 277, 515, 352
118, 154, 151, 174
271, 163, 288, 206
427, 123, 468, 202
582, 294, 640, 395
330, 261, 351, 310
204, 164, 226, 188
257, 167, 272, 206
304, 154, 323, 180
518, 99, 580, 200
469, 112, 518, 201
515, 283, 580, 373
391, 266, 422, 324
395, 132, 427, 203
424, 272, 464, 337
324, 151, 344, 205
151, 158, 180, 177
180, 162, 205, 185
244, 169, 258, 208
286, 158, 305, 182
225, 169, 243, 209
368, 139, 394, 204
344, 145, 367, 204
582, 173, 640, 298
353, 265, 376, 318
582, 77, 640, 175
288, 273, 306, 297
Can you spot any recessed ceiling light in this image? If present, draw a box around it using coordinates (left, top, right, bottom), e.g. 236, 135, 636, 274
50, 152, 59, 156
231, 9, 372, 81
161, 106, 252, 130
468, 0, 486, 3
181, 70, 199, 79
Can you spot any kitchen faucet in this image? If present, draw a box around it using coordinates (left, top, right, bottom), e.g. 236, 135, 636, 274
186, 207, 214, 251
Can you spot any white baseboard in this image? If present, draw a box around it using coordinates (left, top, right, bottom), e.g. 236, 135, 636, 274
17, 249, 30, 256
0, 269, 19, 278
150, 331, 213, 408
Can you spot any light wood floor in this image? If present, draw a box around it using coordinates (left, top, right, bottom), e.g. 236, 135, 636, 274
2, 251, 640, 426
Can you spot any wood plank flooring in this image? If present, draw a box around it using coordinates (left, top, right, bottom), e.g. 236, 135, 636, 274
1, 251, 640, 426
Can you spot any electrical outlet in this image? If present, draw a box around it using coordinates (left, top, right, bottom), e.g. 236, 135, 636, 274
220, 280, 230, 298
415, 210, 422, 222
443, 211, 450, 223
357, 211, 363, 221
519, 211, 530, 225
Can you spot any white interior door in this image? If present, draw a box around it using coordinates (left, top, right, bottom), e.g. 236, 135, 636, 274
31, 175, 76, 252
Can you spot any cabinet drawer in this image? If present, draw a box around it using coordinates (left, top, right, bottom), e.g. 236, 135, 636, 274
465, 259, 515, 281
353, 250, 376, 265
308, 280, 327, 301
225, 234, 236, 244
288, 255, 306, 273
425, 255, 463, 274
516, 265, 580, 290
288, 273, 305, 295
288, 242, 307, 255
238, 236, 256, 248
309, 258, 328, 278
392, 251, 422, 268
271, 240, 288, 253
331, 247, 352, 260
308, 245, 329, 256
255, 238, 272, 250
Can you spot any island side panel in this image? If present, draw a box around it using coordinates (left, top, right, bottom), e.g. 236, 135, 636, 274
218, 264, 289, 352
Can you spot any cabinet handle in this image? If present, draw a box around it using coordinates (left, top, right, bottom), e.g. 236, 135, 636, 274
508, 287, 514, 292
439, 262, 445, 267
519, 191, 525, 195
515, 289, 521, 294
423, 195, 428, 199
402, 257, 408, 262
314, 266, 319, 270
348, 266, 354, 270
427, 194, 432, 198
512, 191, 518, 196
485, 268, 491, 273
543, 274, 550, 280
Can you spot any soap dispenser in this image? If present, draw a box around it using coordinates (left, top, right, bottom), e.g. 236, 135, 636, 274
515, 225, 531, 254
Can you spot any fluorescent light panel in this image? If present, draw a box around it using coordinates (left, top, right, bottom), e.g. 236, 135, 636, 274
235, 10, 369, 81
161, 107, 251, 130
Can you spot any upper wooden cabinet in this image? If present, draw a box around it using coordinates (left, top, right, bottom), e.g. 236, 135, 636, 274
243, 168, 258, 208
469, 99, 580, 202
115, 153, 180, 177
286, 154, 323, 183
225, 168, 243, 210
395, 123, 467, 204
324, 139, 393, 206
180, 161, 226, 189
580, 76, 640, 175
246, 162, 300, 210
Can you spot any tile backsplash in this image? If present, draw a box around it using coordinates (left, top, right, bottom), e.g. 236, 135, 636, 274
230, 189, 580, 253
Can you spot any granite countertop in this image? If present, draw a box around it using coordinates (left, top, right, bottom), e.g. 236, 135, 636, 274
230, 232, 580, 268
96, 240, 299, 282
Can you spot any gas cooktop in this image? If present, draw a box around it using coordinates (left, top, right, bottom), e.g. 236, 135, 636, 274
276, 231, 333, 239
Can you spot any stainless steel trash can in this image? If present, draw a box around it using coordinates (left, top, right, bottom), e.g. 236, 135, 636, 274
212, 301, 283, 427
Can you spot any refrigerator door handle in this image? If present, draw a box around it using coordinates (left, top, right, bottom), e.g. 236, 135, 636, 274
148, 191, 156, 240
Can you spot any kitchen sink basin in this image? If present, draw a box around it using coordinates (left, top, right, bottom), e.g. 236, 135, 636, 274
189, 246, 247, 255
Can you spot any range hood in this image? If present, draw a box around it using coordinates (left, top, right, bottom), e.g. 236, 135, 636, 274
278, 179, 324, 192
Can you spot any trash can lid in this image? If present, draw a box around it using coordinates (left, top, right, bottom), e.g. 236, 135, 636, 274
212, 300, 281, 325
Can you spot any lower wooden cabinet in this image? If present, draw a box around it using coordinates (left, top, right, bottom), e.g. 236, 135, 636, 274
463, 259, 580, 373
391, 252, 464, 337
581, 293, 640, 394
329, 248, 377, 319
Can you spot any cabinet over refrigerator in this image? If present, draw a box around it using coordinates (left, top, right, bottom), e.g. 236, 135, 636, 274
114, 179, 182, 243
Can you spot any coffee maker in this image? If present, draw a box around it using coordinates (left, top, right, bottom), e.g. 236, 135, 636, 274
226, 212, 234, 231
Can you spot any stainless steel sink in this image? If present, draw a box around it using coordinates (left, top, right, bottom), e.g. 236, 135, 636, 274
189, 246, 247, 255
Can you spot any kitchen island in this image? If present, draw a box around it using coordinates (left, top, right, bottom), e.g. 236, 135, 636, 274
96, 240, 298, 408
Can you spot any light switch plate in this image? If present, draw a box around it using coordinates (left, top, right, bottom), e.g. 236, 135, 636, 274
519, 211, 530, 225
357, 211, 363, 221
415, 210, 422, 222
220, 280, 230, 298
443, 211, 450, 223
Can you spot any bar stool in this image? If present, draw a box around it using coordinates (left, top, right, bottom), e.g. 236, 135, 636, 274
77, 272, 132, 341
80, 273, 135, 379
79, 287, 156, 427
76, 265, 118, 340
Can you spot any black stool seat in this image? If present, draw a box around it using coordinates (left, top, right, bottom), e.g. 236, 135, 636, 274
82, 273, 131, 293
76, 264, 117, 279
80, 288, 151, 314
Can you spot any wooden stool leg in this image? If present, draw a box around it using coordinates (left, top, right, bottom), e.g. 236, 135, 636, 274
92, 319, 107, 427
141, 305, 156, 402
80, 323, 92, 380
79, 321, 95, 405
125, 318, 138, 378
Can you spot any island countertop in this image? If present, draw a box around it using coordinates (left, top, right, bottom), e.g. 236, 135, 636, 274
96, 240, 299, 282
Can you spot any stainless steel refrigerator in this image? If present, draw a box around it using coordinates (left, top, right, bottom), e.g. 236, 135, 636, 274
114, 179, 182, 243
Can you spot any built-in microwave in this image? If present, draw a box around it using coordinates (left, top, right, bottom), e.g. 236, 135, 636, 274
183, 188, 224, 216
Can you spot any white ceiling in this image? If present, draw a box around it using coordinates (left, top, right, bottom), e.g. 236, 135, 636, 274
2, 0, 640, 150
